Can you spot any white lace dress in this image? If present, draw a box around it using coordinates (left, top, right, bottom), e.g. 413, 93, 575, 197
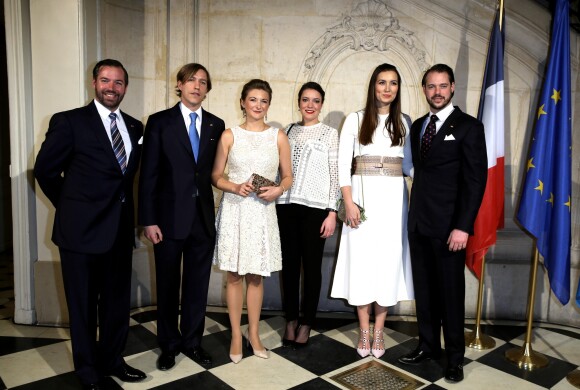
213, 126, 283, 276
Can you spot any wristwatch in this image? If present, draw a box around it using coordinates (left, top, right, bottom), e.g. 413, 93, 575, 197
325, 208, 337, 213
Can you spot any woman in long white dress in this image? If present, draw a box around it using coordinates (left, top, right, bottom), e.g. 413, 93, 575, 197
212, 79, 293, 363
331, 63, 414, 359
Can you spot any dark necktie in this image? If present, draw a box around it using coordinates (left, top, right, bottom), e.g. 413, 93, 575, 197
109, 113, 127, 174
421, 114, 438, 159
189, 112, 200, 162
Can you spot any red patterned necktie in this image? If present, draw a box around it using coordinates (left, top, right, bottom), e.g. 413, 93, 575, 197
420, 114, 438, 159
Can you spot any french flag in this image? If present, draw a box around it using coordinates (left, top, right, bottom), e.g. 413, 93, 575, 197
466, 6, 505, 279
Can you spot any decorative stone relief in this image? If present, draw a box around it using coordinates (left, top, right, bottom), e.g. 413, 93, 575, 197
303, 0, 428, 80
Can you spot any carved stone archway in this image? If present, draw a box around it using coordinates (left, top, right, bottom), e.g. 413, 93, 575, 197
296, 0, 430, 127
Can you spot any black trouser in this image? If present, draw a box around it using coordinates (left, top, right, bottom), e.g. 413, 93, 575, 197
60, 203, 133, 385
276, 204, 327, 326
408, 230, 466, 366
154, 203, 214, 354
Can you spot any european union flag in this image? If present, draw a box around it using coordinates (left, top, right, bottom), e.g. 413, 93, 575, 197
517, 0, 571, 305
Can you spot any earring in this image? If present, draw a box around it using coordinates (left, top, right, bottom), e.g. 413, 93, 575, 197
242, 108, 246, 117
265, 114, 268, 121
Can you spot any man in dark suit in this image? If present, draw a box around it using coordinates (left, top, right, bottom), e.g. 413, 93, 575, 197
34, 59, 146, 389
138, 63, 225, 370
398, 64, 487, 383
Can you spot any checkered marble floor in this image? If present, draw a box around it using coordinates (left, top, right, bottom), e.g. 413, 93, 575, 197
2, 305, 580, 390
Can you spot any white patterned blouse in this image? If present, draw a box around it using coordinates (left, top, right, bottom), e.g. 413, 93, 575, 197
276, 122, 340, 211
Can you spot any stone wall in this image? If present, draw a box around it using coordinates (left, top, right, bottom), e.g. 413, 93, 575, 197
16, 0, 580, 326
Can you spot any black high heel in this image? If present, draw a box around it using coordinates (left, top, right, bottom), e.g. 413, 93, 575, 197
293, 325, 311, 349
282, 320, 298, 347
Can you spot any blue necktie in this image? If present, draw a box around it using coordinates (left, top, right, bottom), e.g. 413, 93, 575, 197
109, 113, 127, 174
189, 112, 200, 162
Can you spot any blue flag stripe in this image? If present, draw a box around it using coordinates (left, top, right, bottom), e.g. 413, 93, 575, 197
478, 11, 504, 105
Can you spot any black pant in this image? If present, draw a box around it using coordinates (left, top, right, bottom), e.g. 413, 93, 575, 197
408, 230, 466, 366
276, 204, 327, 326
59, 203, 133, 385
154, 201, 214, 353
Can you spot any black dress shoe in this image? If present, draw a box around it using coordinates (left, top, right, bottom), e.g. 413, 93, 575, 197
445, 364, 464, 382
83, 384, 100, 390
108, 362, 146, 382
157, 351, 177, 370
398, 348, 436, 365
183, 346, 212, 367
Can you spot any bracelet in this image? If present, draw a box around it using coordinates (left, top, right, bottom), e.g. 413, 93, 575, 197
325, 208, 337, 213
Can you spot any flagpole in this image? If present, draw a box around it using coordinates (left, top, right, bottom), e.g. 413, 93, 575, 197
567, 371, 580, 388
465, 255, 495, 349
498, 0, 504, 31
505, 247, 549, 370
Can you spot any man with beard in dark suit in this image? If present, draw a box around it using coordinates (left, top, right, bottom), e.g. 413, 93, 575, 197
34, 59, 146, 389
138, 63, 225, 370
398, 64, 487, 383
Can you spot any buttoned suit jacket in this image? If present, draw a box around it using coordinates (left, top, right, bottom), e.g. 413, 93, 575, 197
138, 103, 225, 238
34, 102, 143, 253
407, 107, 488, 239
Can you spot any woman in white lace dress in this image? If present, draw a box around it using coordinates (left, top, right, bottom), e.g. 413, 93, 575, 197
276, 82, 340, 348
330, 64, 414, 359
212, 79, 292, 364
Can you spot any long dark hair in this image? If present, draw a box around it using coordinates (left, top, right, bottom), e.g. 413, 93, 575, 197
359, 63, 405, 146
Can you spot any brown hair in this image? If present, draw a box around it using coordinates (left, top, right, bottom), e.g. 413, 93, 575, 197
359, 63, 405, 147
175, 63, 212, 97
422, 63, 455, 98
239, 79, 272, 111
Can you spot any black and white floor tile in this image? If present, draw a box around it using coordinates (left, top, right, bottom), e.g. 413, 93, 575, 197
1, 250, 580, 389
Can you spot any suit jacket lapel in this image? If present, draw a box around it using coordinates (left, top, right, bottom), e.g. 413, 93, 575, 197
428, 107, 462, 155
87, 103, 123, 174
198, 108, 215, 161
169, 103, 196, 160
413, 114, 428, 164
121, 110, 140, 174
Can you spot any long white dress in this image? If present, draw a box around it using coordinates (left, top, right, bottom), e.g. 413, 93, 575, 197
213, 126, 283, 276
331, 111, 414, 306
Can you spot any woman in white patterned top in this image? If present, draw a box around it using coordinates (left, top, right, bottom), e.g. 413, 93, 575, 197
276, 82, 340, 348
212, 79, 293, 363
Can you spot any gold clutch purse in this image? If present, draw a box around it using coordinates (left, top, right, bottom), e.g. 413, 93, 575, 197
250, 173, 278, 195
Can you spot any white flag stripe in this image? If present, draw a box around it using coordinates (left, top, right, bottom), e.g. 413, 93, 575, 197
481, 80, 505, 169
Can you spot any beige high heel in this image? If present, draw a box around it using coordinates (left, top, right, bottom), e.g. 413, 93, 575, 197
371, 328, 385, 358
244, 330, 269, 359
357, 328, 371, 358
229, 352, 242, 364
229, 334, 243, 364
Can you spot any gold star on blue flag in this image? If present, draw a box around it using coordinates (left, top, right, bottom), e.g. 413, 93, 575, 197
517, 0, 571, 305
